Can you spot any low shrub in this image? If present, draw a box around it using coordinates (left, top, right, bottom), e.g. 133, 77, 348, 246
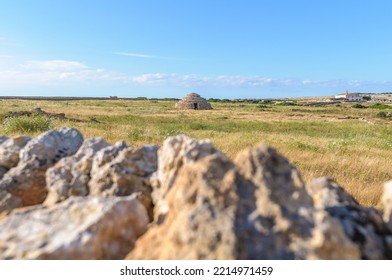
369, 103, 391, 110
278, 101, 298, 106
377, 111, 387, 118
352, 103, 367, 109
3, 115, 53, 134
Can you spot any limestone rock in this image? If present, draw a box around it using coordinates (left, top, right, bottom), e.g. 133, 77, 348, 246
129, 144, 314, 259
128, 153, 239, 259
233, 144, 314, 259
307, 211, 361, 259
88, 145, 157, 220
0, 190, 22, 216
307, 177, 392, 259
0, 167, 7, 180
0, 136, 31, 170
90, 145, 157, 189
151, 135, 222, 222
45, 138, 109, 205
382, 181, 392, 226
0, 136, 8, 145
0, 128, 83, 209
306, 177, 359, 209
326, 204, 391, 259
90, 140, 128, 173
19, 127, 83, 165
0, 130, 391, 260
0, 195, 148, 259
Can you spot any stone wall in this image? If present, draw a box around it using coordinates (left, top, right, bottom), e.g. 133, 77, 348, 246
0, 129, 392, 259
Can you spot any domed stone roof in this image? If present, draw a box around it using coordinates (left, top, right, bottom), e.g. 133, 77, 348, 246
175, 93, 212, 110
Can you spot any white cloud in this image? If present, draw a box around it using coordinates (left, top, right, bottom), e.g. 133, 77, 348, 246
113, 52, 156, 59
20, 60, 87, 71
113, 51, 183, 61
0, 59, 126, 88
1, 59, 391, 94
128, 73, 316, 88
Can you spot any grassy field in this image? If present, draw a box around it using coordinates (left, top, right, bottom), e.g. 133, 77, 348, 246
0, 98, 391, 208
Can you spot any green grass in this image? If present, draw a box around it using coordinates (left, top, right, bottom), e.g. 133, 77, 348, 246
369, 103, 391, 110
352, 103, 367, 109
3, 115, 53, 134
0, 98, 391, 207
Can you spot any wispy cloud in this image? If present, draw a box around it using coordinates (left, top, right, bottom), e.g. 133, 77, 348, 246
112, 51, 183, 60
1, 59, 391, 94
113, 52, 157, 59
20, 60, 87, 71
0, 59, 126, 87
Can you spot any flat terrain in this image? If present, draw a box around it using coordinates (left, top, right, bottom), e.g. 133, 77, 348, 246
1, 98, 391, 208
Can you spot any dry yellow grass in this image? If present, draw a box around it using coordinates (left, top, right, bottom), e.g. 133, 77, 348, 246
1, 98, 391, 207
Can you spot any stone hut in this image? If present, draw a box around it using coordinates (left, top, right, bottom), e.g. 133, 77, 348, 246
175, 93, 212, 110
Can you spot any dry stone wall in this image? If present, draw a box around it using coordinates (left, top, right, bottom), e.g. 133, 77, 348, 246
0, 128, 391, 259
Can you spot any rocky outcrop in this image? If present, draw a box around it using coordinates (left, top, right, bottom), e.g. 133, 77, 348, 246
0, 136, 31, 179
382, 181, 392, 229
233, 144, 315, 259
44, 137, 110, 205
45, 138, 157, 219
5, 108, 86, 123
89, 145, 158, 218
0, 195, 148, 259
129, 152, 240, 259
0, 190, 21, 216
128, 140, 363, 260
0, 131, 391, 260
151, 135, 222, 222
0, 128, 83, 208
307, 177, 391, 259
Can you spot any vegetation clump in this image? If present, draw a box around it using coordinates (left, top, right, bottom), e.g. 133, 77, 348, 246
369, 103, 391, 110
352, 103, 367, 109
278, 101, 298, 106
3, 115, 53, 134
0, 98, 391, 208
377, 111, 387, 118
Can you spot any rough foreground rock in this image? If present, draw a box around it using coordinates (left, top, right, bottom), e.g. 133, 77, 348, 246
0, 128, 83, 209
128, 140, 365, 259
0, 195, 148, 259
307, 177, 392, 259
0, 136, 31, 173
44, 137, 110, 205
45, 138, 157, 219
151, 135, 222, 222
0, 130, 391, 259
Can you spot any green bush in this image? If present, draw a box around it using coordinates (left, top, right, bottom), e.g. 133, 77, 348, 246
3, 115, 53, 134
377, 111, 387, 118
278, 101, 298, 106
369, 103, 391, 110
352, 103, 367, 109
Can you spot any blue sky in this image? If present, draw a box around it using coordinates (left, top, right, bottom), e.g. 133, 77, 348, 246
1, 0, 392, 99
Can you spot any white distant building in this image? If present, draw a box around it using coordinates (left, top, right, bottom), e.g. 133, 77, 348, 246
335, 91, 363, 102
371, 94, 392, 103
